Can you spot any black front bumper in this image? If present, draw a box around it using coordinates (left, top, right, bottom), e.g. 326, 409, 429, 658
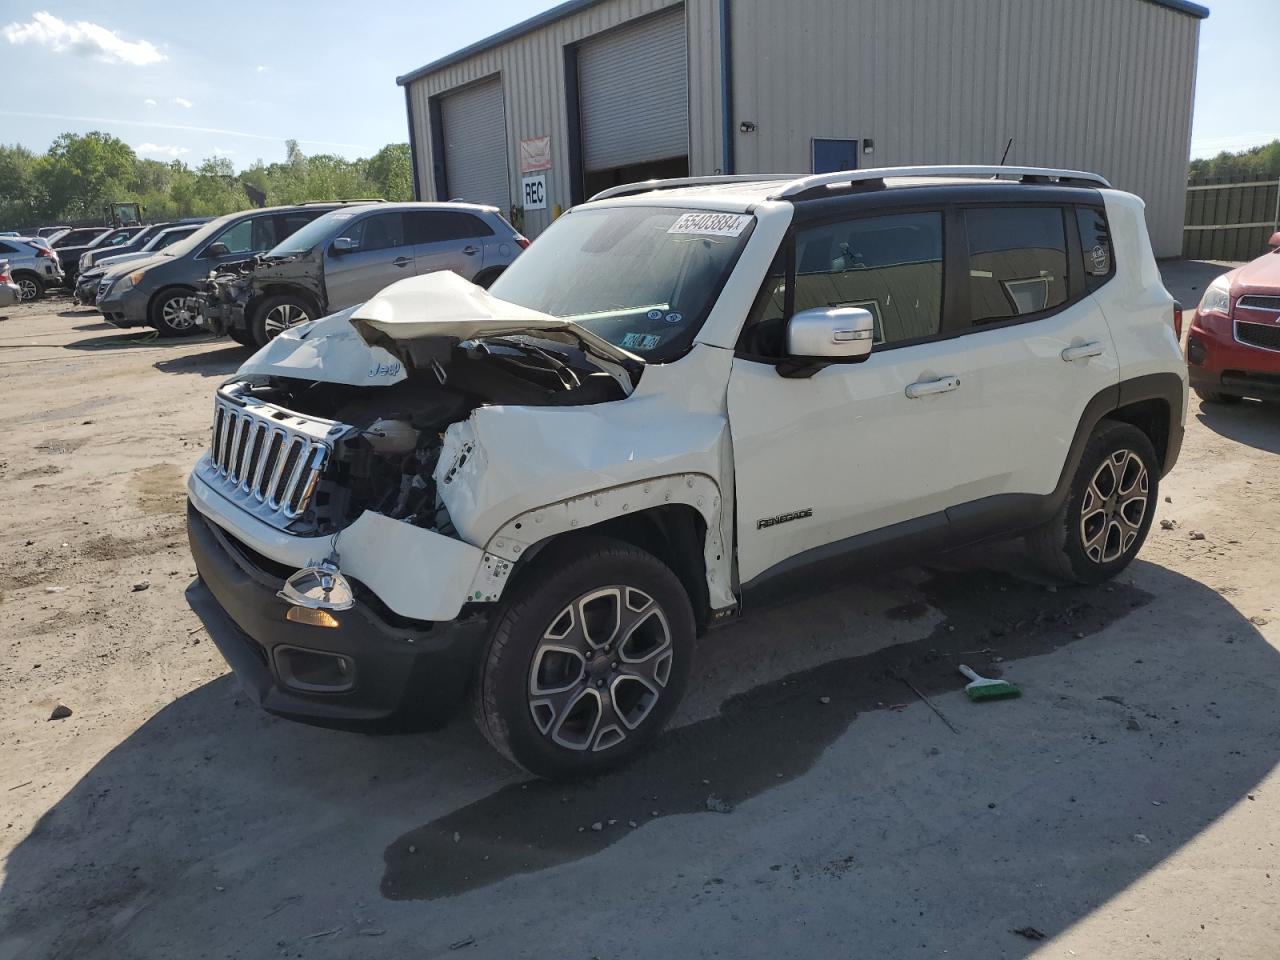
186, 502, 488, 731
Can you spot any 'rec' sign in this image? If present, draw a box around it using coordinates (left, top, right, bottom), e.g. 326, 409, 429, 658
522, 175, 548, 210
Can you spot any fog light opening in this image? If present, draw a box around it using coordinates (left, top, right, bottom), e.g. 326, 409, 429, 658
273, 645, 355, 693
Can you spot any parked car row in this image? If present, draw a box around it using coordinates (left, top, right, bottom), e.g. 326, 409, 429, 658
0, 235, 64, 301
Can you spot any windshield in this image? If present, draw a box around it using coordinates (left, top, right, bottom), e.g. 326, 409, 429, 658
488, 206, 755, 363
269, 208, 357, 257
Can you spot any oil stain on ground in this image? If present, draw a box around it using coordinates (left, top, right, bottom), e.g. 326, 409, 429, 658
382, 569, 1150, 901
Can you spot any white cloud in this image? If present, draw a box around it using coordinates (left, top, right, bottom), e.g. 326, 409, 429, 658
170, 96, 192, 108
136, 142, 190, 157
255, 65, 268, 73
213, 147, 236, 156
2, 11, 165, 66
144, 97, 157, 107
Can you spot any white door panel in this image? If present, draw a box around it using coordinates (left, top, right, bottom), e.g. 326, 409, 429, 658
728, 297, 1118, 585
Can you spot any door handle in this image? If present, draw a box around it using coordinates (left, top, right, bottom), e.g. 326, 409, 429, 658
905, 375, 960, 399
1061, 340, 1104, 362
462, 245, 479, 256
392, 256, 412, 268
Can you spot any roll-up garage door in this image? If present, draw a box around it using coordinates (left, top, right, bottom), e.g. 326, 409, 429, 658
578, 8, 688, 172
440, 77, 510, 209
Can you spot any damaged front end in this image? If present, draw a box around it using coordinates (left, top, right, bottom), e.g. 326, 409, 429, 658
195, 272, 640, 552
197, 251, 323, 336
197, 256, 258, 335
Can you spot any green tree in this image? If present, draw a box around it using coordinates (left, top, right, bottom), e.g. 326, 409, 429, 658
1189, 140, 1280, 184
0, 144, 43, 228
367, 143, 414, 201
36, 132, 137, 221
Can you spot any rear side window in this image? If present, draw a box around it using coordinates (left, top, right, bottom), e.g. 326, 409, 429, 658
964, 207, 1068, 324
406, 211, 494, 244
1076, 206, 1114, 291
792, 211, 944, 346
0, 241, 16, 254
278, 211, 321, 239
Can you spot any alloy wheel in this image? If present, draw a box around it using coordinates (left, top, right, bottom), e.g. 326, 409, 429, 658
263, 303, 310, 339
160, 296, 198, 331
17, 278, 38, 301
528, 586, 674, 753
1079, 449, 1149, 564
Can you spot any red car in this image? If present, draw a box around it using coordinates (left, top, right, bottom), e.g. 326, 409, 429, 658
1187, 234, 1280, 404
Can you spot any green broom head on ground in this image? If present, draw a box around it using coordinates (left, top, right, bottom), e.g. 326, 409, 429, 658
958, 664, 1021, 701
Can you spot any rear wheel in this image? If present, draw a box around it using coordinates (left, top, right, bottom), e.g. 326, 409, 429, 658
1194, 388, 1242, 405
472, 537, 694, 779
1027, 421, 1159, 584
150, 288, 200, 337
250, 293, 313, 347
15, 273, 44, 302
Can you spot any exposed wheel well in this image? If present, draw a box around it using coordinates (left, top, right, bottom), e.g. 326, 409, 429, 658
512, 505, 711, 633
1106, 398, 1171, 469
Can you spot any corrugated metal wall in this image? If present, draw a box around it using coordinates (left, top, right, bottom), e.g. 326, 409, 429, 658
404, 0, 1198, 253
405, 0, 723, 238
730, 0, 1200, 257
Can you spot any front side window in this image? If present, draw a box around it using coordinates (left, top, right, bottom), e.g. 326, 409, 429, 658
488, 206, 755, 362
965, 207, 1069, 324
348, 212, 406, 252
208, 219, 254, 256
792, 211, 944, 346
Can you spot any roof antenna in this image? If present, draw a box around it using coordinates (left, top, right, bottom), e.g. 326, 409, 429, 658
998, 137, 1014, 166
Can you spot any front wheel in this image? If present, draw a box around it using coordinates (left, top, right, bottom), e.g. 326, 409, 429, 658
1027, 421, 1159, 584
472, 537, 694, 779
150, 289, 200, 336
250, 294, 313, 347
1194, 388, 1242, 405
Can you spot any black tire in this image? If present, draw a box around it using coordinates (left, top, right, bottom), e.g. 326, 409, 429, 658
14, 272, 44, 302
149, 287, 200, 337
472, 536, 694, 779
227, 324, 256, 347
250, 293, 314, 348
472, 267, 504, 289
1194, 388, 1242, 405
1027, 420, 1160, 584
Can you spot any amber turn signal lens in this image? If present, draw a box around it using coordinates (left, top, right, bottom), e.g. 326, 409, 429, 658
285, 606, 340, 628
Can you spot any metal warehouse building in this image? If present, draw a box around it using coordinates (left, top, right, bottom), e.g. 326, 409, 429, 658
397, 0, 1207, 256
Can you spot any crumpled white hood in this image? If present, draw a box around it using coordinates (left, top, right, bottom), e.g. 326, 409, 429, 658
236, 306, 407, 387
233, 271, 639, 389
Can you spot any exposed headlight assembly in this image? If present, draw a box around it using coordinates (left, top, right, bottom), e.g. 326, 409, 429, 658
1198, 277, 1231, 316
113, 269, 148, 295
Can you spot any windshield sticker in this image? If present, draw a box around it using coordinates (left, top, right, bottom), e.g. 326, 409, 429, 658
667, 212, 751, 238
646, 308, 663, 321
620, 332, 662, 351
664, 312, 683, 324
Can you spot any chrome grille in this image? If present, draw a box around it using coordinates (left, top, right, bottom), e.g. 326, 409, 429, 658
201, 383, 350, 528
97, 278, 111, 300
1238, 295, 1280, 312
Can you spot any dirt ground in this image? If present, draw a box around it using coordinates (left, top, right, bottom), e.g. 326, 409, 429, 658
1, 261, 1278, 959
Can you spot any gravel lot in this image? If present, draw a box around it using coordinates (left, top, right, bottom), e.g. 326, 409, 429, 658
2, 261, 1278, 959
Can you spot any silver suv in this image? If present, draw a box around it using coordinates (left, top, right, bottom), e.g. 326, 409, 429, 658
198, 202, 526, 347
0, 237, 65, 301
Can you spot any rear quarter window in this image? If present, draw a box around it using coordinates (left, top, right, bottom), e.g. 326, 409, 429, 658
1076, 206, 1115, 291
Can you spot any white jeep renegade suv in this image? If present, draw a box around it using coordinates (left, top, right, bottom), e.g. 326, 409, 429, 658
186, 165, 1186, 778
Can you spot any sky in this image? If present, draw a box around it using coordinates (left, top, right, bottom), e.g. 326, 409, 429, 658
0, 0, 1273, 167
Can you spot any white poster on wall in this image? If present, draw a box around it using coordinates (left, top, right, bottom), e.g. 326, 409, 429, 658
522, 175, 548, 210
519, 136, 552, 173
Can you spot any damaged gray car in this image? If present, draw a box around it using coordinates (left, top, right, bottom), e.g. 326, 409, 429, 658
198, 201, 527, 348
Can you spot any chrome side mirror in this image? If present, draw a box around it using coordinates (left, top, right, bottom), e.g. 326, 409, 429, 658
779, 307, 875, 377
330, 237, 356, 255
